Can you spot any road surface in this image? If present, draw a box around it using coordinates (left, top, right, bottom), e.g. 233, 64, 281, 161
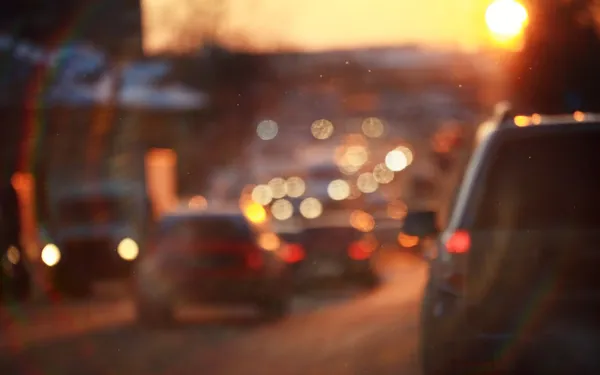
0, 252, 426, 375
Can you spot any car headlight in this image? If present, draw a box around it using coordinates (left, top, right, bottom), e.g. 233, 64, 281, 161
117, 238, 139, 261
41, 244, 61, 267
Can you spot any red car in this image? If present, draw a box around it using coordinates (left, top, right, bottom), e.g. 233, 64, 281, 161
134, 211, 292, 326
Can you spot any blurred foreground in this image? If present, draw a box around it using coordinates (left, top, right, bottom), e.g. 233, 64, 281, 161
0, 251, 425, 375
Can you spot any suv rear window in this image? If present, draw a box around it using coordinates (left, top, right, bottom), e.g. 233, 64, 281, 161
472, 130, 600, 230
160, 216, 253, 240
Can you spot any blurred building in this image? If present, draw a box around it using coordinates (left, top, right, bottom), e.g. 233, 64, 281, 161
228, 46, 493, 208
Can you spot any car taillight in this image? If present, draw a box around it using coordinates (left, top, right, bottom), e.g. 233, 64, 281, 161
348, 241, 372, 260
445, 230, 470, 254
281, 243, 305, 263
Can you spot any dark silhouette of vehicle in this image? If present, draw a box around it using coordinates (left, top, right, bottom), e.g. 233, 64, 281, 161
135, 210, 292, 327
0, 182, 30, 303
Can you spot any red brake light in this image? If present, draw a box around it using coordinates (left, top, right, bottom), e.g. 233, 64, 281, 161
445, 230, 470, 254
348, 241, 372, 260
281, 244, 305, 263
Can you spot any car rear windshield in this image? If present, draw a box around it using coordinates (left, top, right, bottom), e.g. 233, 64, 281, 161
159, 216, 254, 240
472, 130, 600, 230
277, 233, 301, 243
58, 196, 125, 225
302, 227, 361, 244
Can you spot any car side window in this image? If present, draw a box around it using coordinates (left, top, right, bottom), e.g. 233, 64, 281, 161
440, 187, 460, 230
437, 163, 466, 230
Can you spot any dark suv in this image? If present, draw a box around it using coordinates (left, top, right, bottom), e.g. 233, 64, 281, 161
404, 113, 600, 374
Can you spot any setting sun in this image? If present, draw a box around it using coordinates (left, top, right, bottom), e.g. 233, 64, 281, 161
485, 0, 528, 42
143, 0, 495, 53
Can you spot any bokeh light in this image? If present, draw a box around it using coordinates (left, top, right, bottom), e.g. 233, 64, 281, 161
385, 149, 408, 172
311, 119, 334, 140
387, 199, 408, 220
7, 246, 20, 264
373, 163, 394, 184
256, 119, 278, 140
251, 184, 273, 205
350, 210, 375, 232
513, 115, 530, 127
339, 163, 361, 175
361, 117, 384, 138
268, 177, 287, 199
299, 197, 323, 219
271, 199, 294, 220
327, 179, 351, 201
41, 244, 61, 267
244, 202, 268, 224
188, 195, 208, 210
398, 233, 419, 248
258, 232, 281, 251
117, 238, 139, 261
345, 145, 369, 167
285, 176, 306, 198
357, 172, 378, 193
335, 144, 369, 174
396, 145, 414, 165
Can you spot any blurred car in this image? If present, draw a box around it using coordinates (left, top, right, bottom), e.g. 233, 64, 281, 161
39, 183, 152, 298
405, 112, 600, 374
134, 210, 292, 326
0, 182, 30, 303
290, 225, 380, 289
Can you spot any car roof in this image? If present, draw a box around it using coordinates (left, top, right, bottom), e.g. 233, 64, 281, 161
481, 111, 600, 138
446, 113, 600, 234
485, 119, 600, 148
302, 225, 359, 232
159, 209, 247, 222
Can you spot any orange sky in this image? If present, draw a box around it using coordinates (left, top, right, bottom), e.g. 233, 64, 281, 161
142, 0, 495, 53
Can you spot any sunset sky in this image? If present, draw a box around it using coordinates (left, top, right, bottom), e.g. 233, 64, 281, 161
142, 0, 495, 53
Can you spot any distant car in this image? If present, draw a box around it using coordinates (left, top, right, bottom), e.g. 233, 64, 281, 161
39, 184, 151, 298
290, 225, 380, 289
134, 211, 292, 326
407, 113, 600, 374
